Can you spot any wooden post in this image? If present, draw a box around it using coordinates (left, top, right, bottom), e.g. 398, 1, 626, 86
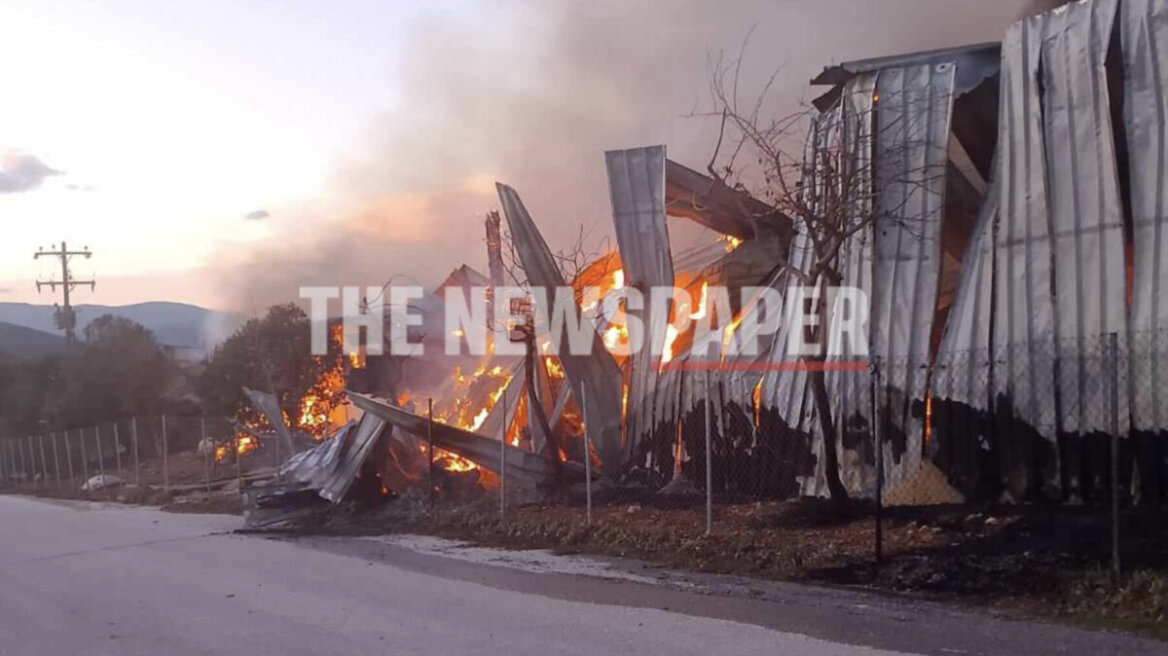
51, 432, 61, 486
1109, 333, 1122, 579
66, 430, 75, 483
427, 398, 435, 512
162, 415, 169, 494
113, 423, 123, 475
95, 426, 105, 479
37, 435, 48, 485
79, 428, 89, 485
201, 417, 210, 493
582, 386, 592, 524
132, 418, 140, 486
872, 357, 884, 565
500, 387, 507, 522
704, 371, 713, 536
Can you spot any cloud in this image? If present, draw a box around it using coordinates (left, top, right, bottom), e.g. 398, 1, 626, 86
243, 209, 270, 220
0, 151, 60, 193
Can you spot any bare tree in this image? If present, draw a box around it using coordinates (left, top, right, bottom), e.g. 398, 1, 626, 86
700, 46, 947, 503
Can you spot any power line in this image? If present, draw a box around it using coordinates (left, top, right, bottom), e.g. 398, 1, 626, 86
34, 241, 95, 350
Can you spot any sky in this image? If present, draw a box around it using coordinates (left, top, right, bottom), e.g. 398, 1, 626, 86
0, 0, 1036, 311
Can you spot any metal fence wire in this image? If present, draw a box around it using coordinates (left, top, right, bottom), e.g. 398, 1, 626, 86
0, 416, 239, 493
1, 327, 1159, 573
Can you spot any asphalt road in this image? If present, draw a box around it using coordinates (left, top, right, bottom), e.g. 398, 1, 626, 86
0, 495, 1162, 656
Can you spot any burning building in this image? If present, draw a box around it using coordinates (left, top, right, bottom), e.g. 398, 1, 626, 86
257, 0, 1168, 512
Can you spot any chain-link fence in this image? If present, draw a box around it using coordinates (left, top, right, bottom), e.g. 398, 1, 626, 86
0, 415, 252, 496
551, 330, 1164, 572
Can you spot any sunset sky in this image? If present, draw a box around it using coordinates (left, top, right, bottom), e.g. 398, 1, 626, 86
0, 0, 1031, 311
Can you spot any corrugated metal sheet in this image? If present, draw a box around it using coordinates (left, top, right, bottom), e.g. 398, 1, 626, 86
319, 413, 387, 502
1123, 0, 1168, 432
760, 63, 955, 498
348, 392, 559, 487
829, 72, 879, 497
605, 146, 674, 461
243, 387, 298, 454
495, 183, 626, 477
276, 412, 389, 503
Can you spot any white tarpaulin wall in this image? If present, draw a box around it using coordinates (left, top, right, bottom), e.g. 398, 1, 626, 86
1042, 0, 1129, 436
869, 62, 956, 491
1123, 0, 1168, 433
939, 0, 1133, 439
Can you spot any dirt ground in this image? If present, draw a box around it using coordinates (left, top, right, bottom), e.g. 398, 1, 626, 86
337, 492, 1168, 639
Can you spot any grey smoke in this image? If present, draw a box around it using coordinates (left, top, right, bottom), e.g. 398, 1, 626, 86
0, 152, 60, 193
212, 0, 1031, 311
243, 209, 270, 220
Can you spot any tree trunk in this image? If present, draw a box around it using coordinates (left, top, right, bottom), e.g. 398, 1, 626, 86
808, 367, 849, 505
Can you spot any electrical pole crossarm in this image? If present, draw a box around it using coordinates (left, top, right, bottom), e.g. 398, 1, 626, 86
33, 241, 95, 350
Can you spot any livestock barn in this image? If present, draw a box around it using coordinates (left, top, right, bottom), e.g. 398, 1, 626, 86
345, 0, 1168, 509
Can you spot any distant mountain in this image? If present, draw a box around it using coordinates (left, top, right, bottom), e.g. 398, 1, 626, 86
0, 321, 65, 358
0, 302, 243, 351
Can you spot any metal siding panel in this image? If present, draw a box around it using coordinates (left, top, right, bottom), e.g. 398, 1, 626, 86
495, 184, 627, 476
605, 146, 674, 459
871, 63, 956, 488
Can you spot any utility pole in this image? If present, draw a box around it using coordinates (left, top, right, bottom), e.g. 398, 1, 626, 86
34, 241, 95, 350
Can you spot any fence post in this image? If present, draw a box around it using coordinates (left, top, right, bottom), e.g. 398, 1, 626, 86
162, 415, 169, 494
0, 439, 8, 485
273, 422, 281, 484
582, 386, 592, 525
704, 369, 713, 536
65, 430, 75, 483
79, 429, 89, 485
113, 423, 122, 475
871, 356, 884, 565
235, 426, 243, 491
37, 435, 48, 486
1108, 332, 1122, 579
51, 432, 61, 486
95, 426, 105, 480
427, 398, 435, 513
500, 387, 507, 523
131, 418, 140, 487
26, 436, 35, 483
201, 416, 210, 493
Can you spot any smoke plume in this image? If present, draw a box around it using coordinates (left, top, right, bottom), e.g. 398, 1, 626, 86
210, 0, 1030, 312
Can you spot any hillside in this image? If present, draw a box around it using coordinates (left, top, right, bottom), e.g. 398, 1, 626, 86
0, 321, 65, 358
0, 302, 242, 351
